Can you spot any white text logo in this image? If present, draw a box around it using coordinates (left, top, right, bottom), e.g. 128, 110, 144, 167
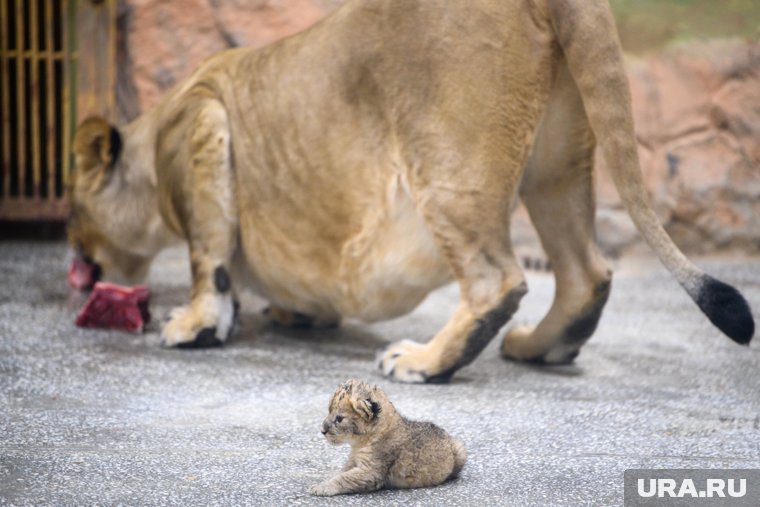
637, 478, 746, 499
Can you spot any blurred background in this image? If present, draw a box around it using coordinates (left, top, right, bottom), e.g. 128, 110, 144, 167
1, 0, 759, 256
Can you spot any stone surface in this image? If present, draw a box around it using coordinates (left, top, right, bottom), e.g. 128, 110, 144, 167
1, 242, 759, 505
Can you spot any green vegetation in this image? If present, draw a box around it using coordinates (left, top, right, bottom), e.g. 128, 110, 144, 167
609, 0, 760, 53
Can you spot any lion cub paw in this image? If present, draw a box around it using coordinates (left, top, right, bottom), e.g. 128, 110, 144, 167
376, 340, 433, 384
161, 292, 237, 348
309, 481, 341, 497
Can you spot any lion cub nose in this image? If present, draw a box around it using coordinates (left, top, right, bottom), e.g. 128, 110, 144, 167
321, 422, 329, 434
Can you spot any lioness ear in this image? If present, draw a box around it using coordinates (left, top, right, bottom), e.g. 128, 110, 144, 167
73, 117, 123, 169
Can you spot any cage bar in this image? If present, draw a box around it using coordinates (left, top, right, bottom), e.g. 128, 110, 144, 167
45, 0, 55, 200
63, 0, 74, 190
0, 0, 118, 220
15, 0, 26, 201
1, 0, 10, 200
30, 0, 41, 200
0, 0, 79, 219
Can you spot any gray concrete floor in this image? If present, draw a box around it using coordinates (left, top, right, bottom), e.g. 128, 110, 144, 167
1, 241, 759, 506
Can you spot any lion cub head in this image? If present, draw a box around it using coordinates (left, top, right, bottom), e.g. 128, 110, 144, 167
320, 380, 394, 445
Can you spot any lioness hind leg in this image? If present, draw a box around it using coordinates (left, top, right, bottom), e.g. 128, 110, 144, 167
160, 97, 240, 348
377, 139, 531, 383
374, 28, 558, 382
502, 63, 611, 364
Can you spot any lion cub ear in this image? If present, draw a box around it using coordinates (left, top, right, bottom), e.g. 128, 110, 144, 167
73, 117, 123, 170
350, 392, 381, 421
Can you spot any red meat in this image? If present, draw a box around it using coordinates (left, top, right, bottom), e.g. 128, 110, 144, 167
75, 282, 151, 333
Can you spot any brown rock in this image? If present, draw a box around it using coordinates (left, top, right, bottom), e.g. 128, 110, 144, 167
119, 0, 340, 114
596, 40, 760, 254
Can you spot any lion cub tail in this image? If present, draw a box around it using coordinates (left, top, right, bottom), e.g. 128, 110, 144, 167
546, 0, 754, 345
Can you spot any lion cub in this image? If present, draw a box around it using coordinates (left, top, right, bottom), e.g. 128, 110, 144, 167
311, 379, 466, 496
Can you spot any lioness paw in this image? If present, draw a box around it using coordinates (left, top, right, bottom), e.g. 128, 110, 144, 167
160, 292, 237, 348
500, 324, 535, 360
501, 325, 579, 364
376, 340, 431, 384
161, 305, 224, 348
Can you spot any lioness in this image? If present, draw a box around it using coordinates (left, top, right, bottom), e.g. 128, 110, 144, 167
68, 0, 755, 383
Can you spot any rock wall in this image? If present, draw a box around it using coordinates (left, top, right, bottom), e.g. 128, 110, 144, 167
114, 0, 760, 254
115, 0, 338, 117
597, 40, 760, 255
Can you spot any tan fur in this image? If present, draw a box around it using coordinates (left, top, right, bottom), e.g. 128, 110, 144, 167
67, 0, 745, 379
264, 306, 340, 329
311, 379, 466, 496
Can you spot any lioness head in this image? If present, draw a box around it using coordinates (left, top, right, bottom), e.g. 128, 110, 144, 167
320, 379, 390, 445
67, 117, 155, 287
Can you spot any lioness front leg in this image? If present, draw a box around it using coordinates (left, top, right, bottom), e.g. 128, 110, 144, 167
160, 98, 239, 348
162, 261, 239, 348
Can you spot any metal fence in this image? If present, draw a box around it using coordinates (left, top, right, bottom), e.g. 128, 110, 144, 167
1, 0, 77, 220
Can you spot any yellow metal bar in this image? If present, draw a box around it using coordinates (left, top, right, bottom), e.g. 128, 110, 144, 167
1, 0, 10, 198
45, 0, 56, 200
15, 0, 26, 198
30, 0, 42, 199
0, 0, 76, 217
1, 50, 68, 58
0, 197, 69, 219
62, 0, 71, 188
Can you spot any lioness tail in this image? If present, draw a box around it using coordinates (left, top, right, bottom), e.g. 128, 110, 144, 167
547, 0, 754, 344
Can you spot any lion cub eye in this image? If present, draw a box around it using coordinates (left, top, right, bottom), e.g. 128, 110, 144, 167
335, 415, 344, 423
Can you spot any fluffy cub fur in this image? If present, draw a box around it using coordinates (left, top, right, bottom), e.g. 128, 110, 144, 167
311, 379, 466, 496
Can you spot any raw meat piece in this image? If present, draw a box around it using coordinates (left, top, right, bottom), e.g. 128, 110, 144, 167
75, 282, 151, 333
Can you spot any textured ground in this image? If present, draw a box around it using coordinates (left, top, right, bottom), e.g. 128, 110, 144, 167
1, 242, 759, 506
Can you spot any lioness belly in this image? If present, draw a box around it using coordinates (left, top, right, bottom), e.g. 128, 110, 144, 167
237, 173, 451, 322
336, 174, 453, 321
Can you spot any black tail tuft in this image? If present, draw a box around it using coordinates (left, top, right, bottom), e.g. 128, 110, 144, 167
695, 275, 755, 345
